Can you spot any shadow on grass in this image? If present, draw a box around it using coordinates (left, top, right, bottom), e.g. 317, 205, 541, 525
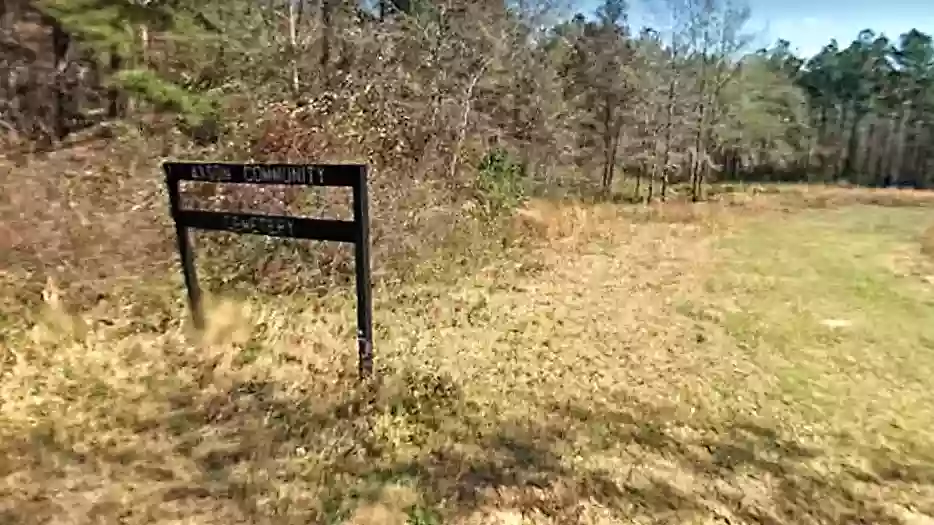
553, 398, 926, 525
3, 363, 932, 524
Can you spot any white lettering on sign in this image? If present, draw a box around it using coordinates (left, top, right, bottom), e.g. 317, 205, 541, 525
222, 215, 295, 237
190, 164, 233, 182
243, 165, 325, 185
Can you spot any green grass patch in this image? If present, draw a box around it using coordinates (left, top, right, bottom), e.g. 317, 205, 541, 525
705, 206, 934, 452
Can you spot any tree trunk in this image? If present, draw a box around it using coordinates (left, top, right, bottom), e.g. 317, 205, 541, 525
448, 65, 486, 180
908, 120, 928, 186
1, 0, 16, 117
657, 77, 676, 202
841, 107, 865, 183
634, 164, 642, 200
107, 47, 123, 119
816, 104, 829, 178
51, 18, 70, 140
861, 116, 875, 184
892, 102, 911, 184
834, 103, 849, 181
602, 142, 613, 193
691, 58, 709, 203
289, 0, 300, 95
922, 123, 934, 189
647, 162, 655, 203
691, 130, 706, 202
601, 99, 614, 193
320, 0, 333, 89
605, 133, 620, 193
636, 109, 652, 202
874, 114, 892, 185
659, 147, 671, 202
1, 0, 15, 36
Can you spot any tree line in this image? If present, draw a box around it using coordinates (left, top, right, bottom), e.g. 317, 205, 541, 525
2, 0, 933, 200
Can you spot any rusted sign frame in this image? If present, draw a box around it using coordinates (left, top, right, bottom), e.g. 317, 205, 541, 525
163, 162, 374, 378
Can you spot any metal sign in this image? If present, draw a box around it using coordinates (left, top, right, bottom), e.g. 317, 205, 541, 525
163, 162, 374, 378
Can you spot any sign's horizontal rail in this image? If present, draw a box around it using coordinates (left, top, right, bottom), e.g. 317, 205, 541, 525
176, 210, 357, 243
165, 162, 364, 187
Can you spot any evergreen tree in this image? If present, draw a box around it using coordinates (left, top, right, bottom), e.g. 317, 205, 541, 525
36, 0, 218, 128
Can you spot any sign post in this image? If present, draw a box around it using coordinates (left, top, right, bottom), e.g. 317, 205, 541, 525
163, 162, 374, 378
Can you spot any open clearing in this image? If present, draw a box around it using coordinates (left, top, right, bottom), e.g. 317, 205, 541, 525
2, 196, 934, 524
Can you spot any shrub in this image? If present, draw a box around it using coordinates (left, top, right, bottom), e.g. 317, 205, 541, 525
475, 148, 526, 214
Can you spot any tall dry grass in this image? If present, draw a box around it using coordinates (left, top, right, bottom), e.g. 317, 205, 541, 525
6, 161, 934, 523
0, 196, 667, 525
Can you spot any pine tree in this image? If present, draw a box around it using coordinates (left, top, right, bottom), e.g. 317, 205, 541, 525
36, 0, 218, 128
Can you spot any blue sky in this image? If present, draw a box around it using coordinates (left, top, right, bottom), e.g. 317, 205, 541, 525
575, 0, 934, 58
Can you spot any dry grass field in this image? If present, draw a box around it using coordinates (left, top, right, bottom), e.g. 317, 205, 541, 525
2, 184, 934, 524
